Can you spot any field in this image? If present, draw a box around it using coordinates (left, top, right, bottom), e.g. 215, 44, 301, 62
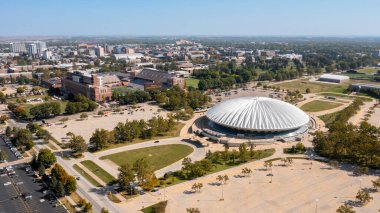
185, 78, 199, 88
300, 100, 342, 112
73, 164, 102, 187
276, 79, 348, 93
356, 67, 379, 74
318, 92, 373, 102
100, 144, 194, 171
80, 160, 116, 185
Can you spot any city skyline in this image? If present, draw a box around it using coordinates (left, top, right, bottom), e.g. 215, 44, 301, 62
2, 0, 380, 37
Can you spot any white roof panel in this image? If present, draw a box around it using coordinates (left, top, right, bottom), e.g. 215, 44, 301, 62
206, 97, 309, 132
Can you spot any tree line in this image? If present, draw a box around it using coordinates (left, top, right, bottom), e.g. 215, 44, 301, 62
89, 116, 176, 151
313, 121, 380, 169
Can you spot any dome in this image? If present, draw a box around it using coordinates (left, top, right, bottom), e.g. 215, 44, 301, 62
206, 97, 309, 132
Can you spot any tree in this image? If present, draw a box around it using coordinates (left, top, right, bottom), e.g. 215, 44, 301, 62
191, 182, 203, 193
80, 113, 88, 119
264, 161, 272, 171
89, 128, 112, 151
216, 174, 229, 185
186, 208, 200, 213
0, 151, 8, 162
238, 143, 248, 162
12, 128, 34, 150
336, 203, 355, 213
241, 167, 252, 177
83, 202, 92, 213
305, 88, 311, 93
37, 148, 56, 168
355, 189, 373, 205
65, 176, 77, 194
133, 158, 154, 185
67, 132, 87, 154
38, 164, 45, 176
118, 164, 136, 194
16, 86, 25, 93
0, 115, 8, 124
101, 208, 109, 213
372, 178, 380, 192
5, 126, 11, 136
55, 181, 66, 197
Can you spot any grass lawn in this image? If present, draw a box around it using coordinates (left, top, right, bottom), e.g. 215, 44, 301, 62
300, 100, 342, 112
319, 111, 340, 126
98, 122, 185, 151
318, 92, 373, 102
276, 79, 348, 93
283, 148, 305, 154
185, 78, 199, 88
100, 144, 194, 171
80, 160, 116, 185
356, 67, 379, 74
73, 164, 103, 187
142, 201, 168, 213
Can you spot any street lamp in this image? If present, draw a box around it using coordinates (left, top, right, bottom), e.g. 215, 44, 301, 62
315, 198, 319, 213
359, 178, 363, 189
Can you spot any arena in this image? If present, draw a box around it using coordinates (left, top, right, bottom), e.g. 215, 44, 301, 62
192, 97, 312, 145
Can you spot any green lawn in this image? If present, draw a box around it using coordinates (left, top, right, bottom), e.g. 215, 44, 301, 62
73, 164, 102, 187
356, 67, 379, 74
80, 160, 116, 185
318, 92, 373, 102
100, 144, 194, 171
300, 100, 342, 112
185, 78, 199, 88
276, 79, 348, 93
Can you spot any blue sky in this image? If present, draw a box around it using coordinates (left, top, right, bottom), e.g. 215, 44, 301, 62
2, 0, 380, 36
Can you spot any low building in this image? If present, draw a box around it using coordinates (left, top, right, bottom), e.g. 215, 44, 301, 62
318, 74, 349, 83
42, 77, 62, 89
132, 68, 185, 90
349, 83, 380, 93
62, 70, 113, 102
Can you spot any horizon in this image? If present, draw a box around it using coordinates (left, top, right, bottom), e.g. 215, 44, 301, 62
2, 0, 380, 37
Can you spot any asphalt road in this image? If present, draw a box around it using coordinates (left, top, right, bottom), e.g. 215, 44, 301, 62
0, 164, 67, 213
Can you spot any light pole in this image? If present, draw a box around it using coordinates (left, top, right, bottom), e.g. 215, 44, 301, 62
359, 178, 363, 189
315, 198, 319, 213
220, 184, 224, 201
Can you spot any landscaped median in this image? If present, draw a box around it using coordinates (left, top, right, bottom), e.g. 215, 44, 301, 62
73, 164, 103, 187
80, 160, 116, 185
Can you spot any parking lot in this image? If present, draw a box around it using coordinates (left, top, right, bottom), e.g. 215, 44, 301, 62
0, 135, 24, 162
0, 163, 67, 213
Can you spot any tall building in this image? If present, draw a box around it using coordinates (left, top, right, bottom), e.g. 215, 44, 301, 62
95, 46, 105, 57
28, 43, 37, 58
10, 42, 26, 53
43, 50, 52, 60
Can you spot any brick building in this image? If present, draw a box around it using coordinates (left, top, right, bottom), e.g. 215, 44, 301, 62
62, 70, 116, 102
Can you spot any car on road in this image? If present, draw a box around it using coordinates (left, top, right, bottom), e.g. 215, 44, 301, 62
154, 140, 160, 143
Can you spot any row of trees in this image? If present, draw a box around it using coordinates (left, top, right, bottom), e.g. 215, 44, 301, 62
154, 86, 211, 110
89, 116, 176, 151
65, 94, 97, 114
112, 89, 151, 105
313, 121, 380, 169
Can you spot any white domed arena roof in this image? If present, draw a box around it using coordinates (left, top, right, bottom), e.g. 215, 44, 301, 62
206, 97, 309, 132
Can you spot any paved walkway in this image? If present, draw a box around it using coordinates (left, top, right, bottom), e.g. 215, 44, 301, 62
348, 99, 377, 125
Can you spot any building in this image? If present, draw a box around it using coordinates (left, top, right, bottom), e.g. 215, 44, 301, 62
132, 68, 185, 90
10, 42, 26, 53
113, 53, 144, 60
28, 43, 37, 58
318, 74, 349, 83
42, 77, 62, 89
349, 83, 380, 93
42, 50, 52, 60
372, 50, 380, 57
95, 46, 105, 57
206, 97, 309, 133
62, 70, 113, 102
